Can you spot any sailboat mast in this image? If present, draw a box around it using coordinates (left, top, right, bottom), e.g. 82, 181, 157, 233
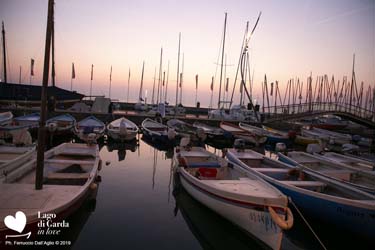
35, 0, 54, 190
139, 61, 145, 101
164, 60, 169, 103
51, 3, 55, 87
175, 32, 181, 108
229, 21, 248, 108
151, 67, 156, 104
109, 65, 112, 98
217, 12, 227, 108
1, 21, 7, 83
157, 47, 163, 104
127, 67, 130, 103
179, 53, 184, 105
19, 66, 22, 83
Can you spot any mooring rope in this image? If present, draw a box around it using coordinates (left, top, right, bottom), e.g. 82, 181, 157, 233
288, 197, 328, 250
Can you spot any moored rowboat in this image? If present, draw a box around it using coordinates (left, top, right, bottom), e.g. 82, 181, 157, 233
46, 114, 76, 135
315, 152, 375, 172
0, 111, 13, 126
278, 151, 375, 194
0, 143, 101, 235
220, 122, 266, 146
0, 145, 35, 182
107, 117, 139, 141
141, 118, 176, 143
174, 145, 293, 250
226, 148, 375, 239
74, 116, 105, 143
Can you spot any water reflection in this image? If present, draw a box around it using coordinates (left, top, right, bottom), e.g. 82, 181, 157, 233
42, 136, 373, 250
25, 186, 99, 250
106, 139, 139, 162
173, 175, 264, 250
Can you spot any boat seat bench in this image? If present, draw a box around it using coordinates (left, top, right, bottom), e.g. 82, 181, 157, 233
279, 180, 326, 190
47, 172, 90, 180
318, 169, 354, 181
251, 168, 289, 173
45, 159, 94, 165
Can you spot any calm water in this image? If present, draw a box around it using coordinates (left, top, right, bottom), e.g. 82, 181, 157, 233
37, 138, 372, 250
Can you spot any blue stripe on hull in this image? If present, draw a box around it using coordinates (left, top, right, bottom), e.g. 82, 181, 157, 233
278, 154, 297, 166
272, 182, 375, 239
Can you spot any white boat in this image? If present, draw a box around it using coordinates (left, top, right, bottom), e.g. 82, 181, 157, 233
0, 145, 35, 182
208, 105, 258, 122
0, 143, 101, 234
0, 111, 13, 126
192, 122, 226, 139
220, 121, 266, 146
226, 148, 375, 239
74, 116, 105, 143
46, 114, 76, 135
315, 152, 375, 172
311, 115, 348, 130
107, 117, 139, 141
278, 151, 375, 194
240, 123, 290, 144
141, 118, 176, 143
174, 145, 293, 250
301, 127, 351, 145
239, 122, 265, 136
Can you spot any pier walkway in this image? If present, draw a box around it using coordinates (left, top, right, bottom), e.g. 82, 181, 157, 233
263, 102, 375, 128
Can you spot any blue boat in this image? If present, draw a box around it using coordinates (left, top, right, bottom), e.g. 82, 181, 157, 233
74, 116, 105, 143
278, 151, 375, 194
13, 113, 40, 129
262, 125, 291, 145
46, 114, 76, 135
226, 148, 375, 240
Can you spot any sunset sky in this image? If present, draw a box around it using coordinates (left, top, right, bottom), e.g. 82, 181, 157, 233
0, 0, 374, 107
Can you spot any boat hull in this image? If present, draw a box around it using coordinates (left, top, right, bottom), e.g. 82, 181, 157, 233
107, 129, 137, 141
278, 153, 375, 194
226, 151, 375, 239
178, 169, 283, 250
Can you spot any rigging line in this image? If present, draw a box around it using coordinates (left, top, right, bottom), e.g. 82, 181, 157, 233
218, 12, 227, 108
229, 21, 248, 108
213, 16, 225, 90
288, 198, 327, 250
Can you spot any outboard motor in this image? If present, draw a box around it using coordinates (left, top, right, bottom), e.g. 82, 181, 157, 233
180, 137, 191, 147
196, 128, 207, 141
275, 142, 287, 153
47, 122, 57, 133
328, 136, 336, 145
87, 133, 97, 145
167, 128, 177, 140
233, 139, 246, 151
119, 119, 128, 136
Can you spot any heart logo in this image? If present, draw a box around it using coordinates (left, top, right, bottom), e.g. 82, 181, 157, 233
4, 211, 27, 233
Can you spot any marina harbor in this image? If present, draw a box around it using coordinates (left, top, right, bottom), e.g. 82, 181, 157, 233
0, 0, 374, 249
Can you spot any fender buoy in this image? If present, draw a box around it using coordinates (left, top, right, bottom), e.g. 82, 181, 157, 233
90, 183, 98, 191
268, 206, 294, 230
